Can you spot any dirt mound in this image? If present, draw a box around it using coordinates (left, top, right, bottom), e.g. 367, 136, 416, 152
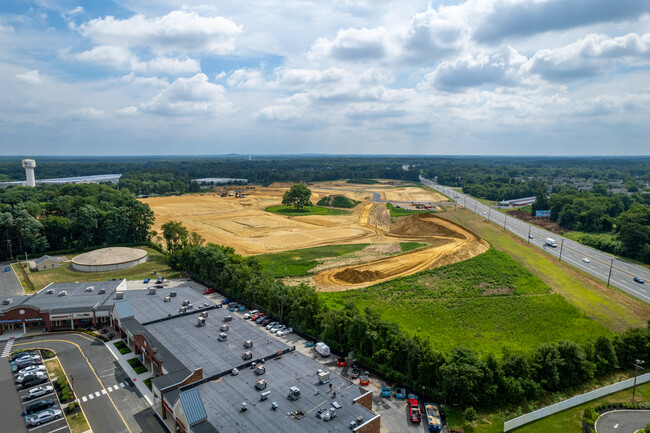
390, 213, 464, 239
334, 268, 384, 284
369, 203, 391, 232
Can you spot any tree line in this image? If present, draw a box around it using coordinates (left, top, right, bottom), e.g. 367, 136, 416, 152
167, 240, 650, 411
0, 183, 154, 260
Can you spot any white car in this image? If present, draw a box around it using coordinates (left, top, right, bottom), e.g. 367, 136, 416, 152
266, 322, 278, 330
18, 365, 47, 376
271, 324, 285, 333
277, 327, 293, 336
244, 310, 259, 319
26, 408, 62, 427
25, 385, 54, 400
582, 258, 590, 263
17, 371, 47, 383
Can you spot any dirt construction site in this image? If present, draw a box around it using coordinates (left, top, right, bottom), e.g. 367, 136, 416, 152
142, 182, 488, 290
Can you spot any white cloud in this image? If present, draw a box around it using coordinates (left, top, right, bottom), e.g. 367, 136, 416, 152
79, 10, 242, 55
143, 57, 201, 75
67, 7, 84, 15
278, 67, 346, 86
227, 68, 265, 88
120, 73, 169, 87
67, 107, 105, 119
16, 70, 44, 85
116, 106, 139, 116
75, 45, 139, 69
140, 73, 235, 116
311, 27, 391, 61
0, 24, 15, 32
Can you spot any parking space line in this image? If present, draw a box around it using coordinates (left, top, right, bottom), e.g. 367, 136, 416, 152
46, 426, 69, 433
27, 419, 67, 432
88, 393, 94, 400
120, 382, 125, 388
82, 396, 87, 402
94, 391, 100, 397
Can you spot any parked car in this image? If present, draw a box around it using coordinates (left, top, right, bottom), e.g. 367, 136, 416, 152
221, 298, 232, 304
10, 351, 37, 362
381, 387, 391, 397
272, 324, 286, 333
143, 278, 150, 284
266, 322, 278, 330
26, 408, 62, 427
25, 385, 54, 400
349, 369, 360, 379
17, 371, 47, 384
17, 365, 46, 376
261, 318, 272, 326
203, 288, 216, 295
13, 358, 41, 372
408, 398, 421, 423
23, 398, 56, 415
22, 374, 48, 389
582, 257, 590, 263
254, 315, 266, 323
244, 310, 259, 319
633, 276, 645, 284
277, 327, 292, 336
12, 352, 39, 363
156, 276, 164, 284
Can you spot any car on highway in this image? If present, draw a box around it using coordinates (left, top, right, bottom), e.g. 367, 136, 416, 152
23, 398, 57, 415
582, 258, 590, 263
634, 276, 645, 284
25, 385, 54, 400
26, 408, 62, 427
17, 364, 46, 376
408, 398, 421, 423
482, 211, 487, 215
203, 288, 216, 295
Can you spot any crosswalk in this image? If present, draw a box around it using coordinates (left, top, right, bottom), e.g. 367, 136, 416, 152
1, 337, 15, 358
79, 382, 127, 402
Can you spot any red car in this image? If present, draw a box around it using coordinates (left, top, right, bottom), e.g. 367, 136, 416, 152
251, 312, 265, 320
408, 399, 421, 423
203, 288, 216, 295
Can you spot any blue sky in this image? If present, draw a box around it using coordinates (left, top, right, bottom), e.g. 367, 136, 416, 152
1, 0, 649, 155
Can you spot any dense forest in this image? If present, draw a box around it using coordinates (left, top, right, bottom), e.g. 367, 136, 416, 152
168, 240, 650, 411
0, 183, 154, 260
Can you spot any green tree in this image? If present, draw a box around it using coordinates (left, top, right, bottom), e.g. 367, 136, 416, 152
42, 215, 72, 251
530, 187, 550, 216
593, 336, 618, 375
72, 205, 98, 248
161, 220, 188, 252
188, 231, 206, 247
282, 184, 312, 210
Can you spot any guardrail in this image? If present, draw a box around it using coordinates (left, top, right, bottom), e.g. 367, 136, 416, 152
503, 372, 650, 431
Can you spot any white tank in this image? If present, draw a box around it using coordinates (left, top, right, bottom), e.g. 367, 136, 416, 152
22, 159, 36, 187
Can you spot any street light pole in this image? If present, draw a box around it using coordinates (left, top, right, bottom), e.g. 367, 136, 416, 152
632, 359, 645, 401
606, 259, 614, 287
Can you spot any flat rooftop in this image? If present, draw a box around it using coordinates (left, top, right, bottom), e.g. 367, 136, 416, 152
145, 305, 289, 377
17, 280, 122, 313
124, 285, 216, 324
196, 350, 375, 433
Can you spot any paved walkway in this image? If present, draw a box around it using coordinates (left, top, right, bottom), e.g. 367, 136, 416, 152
104, 338, 154, 405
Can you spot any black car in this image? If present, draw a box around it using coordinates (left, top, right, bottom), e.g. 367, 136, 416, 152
22, 375, 48, 389
23, 398, 56, 415
260, 318, 272, 326
633, 276, 645, 284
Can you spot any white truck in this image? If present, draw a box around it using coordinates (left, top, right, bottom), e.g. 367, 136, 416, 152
315, 342, 330, 357
545, 238, 557, 248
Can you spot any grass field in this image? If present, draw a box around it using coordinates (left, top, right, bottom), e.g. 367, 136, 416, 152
265, 205, 352, 216
399, 242, 427, 252
386, 202, 433, 217
321, 248, 612, 355
256, 244, 370, 277
440, 209, 649, 332
15, 247, 180, 291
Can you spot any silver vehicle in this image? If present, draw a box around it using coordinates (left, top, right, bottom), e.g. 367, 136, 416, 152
25, 385, 54, 400
26, 408, 62, 426
277, 327, 293, 336
266, 321, 278, 330
582, 257, 590, 263
18, 365, 47, 376
17, 371, 47, 384
271, 324, 285, 333
244, 310, 259, 319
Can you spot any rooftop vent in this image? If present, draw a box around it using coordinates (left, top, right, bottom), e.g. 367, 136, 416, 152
148, 287, 156, 295
169, 291, 177, 297
115, 291, 124, 299
84, 286, 94, 292
218, 332, 228, 341
58, 290, 67, 297
182, 300, 190, 306
243, 340, 253, 348
220, 323, 229, 332
197, 316, 206, 327
242, 351, 252, 360
199, 311, 209, 318
46, 289, 54, 294
163, 296, 171, 302
98, 288, 106, 294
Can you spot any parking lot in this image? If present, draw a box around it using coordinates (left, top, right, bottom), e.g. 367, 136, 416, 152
1, 350, 71, 433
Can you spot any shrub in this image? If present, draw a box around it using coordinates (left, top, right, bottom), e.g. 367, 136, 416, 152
463, 407, 476, 422
66, 402, 76, 413
61, 391, 69, 402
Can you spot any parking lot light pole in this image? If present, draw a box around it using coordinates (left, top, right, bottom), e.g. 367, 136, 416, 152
632, 360, 645, 401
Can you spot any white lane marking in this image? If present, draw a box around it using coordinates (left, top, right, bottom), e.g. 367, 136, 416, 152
88, 393, 94, 400
46, 426, 69, 433
107, 385, 113, 392
2, 337, 15, 358
94, 391, 100, 397
120, 382, 125, 388
101, 389, 106, 395
614, 423, 618, 428
82, 396, 87, 402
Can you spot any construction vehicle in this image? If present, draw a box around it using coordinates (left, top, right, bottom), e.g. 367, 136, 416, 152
424, 403, 442, 432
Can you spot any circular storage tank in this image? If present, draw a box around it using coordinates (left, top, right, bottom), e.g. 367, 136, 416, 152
72, 247, 148, 273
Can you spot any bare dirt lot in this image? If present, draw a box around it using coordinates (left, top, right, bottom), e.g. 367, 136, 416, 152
143, 184, 485, 289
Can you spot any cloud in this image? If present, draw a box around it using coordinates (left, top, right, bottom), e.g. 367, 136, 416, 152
139, 73, 235, 116
473, 0, 650, 43
67, 107, 105, 119
425, 46, 528, 91
74, 45, 200, 75
116, 106, 138, 116
16, 70, 44, 85
277, 67, 346, 86
79, 10, 242, 55
0, 24, 15, 32
227, 68, 265, 88
529, 33, 650, 81
399, 8, 465, 63
311, 27, 390, 61
67, 7, 84, 15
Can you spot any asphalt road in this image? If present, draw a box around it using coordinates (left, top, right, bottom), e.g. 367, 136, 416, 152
419, 176, 650, 305
595, 410, 650, 432
0, 354, 34, 433
0, 260, 24, 297
11, 333, 166, 433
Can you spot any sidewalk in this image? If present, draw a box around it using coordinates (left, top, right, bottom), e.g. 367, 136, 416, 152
104, 338, 154, 405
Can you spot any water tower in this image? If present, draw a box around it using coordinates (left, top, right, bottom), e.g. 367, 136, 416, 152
22, 159, 36, 187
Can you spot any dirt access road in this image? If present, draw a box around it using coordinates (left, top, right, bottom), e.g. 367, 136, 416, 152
314, 203, 489, 291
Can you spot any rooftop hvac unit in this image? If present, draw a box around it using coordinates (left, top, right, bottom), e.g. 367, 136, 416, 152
163, 296, 171, 302
169, 291, 177, 297
46, 289, 54, 294
197, 317, 206, 327
115, 292, 124, 299
218, 333, 228, 341
200, 312, 208, 318
288, 386, 301, 401
223, 315, 232, 322
84, 286, 94, 292
255, 379, 267, 390
254, 364, 266, 375
98, 288, 106, 294
182, 300, 190, 306
179, 307, 187, 314
186, 304, 193, 310
220, 324, 229, 332
260, 391, 271, 401
317, 371, 330, 384
148, 287, 156, 295
58, 291, 67, 297
243, 340, 253, 348
242, 351, 253, 360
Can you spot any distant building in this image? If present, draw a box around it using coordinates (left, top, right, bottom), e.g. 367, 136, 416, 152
498, 196, 536, 207
29, 255, 61, 271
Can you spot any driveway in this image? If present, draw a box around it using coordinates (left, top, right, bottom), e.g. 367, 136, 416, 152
0, 261, 23, 297
595, 410, 650, 433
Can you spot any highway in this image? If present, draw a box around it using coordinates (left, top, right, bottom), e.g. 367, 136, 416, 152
419, 176, 650, 304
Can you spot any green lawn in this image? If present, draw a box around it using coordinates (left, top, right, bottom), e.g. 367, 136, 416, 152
18, 247, 180, 291
513, 382, 650, 433
321, 248, 612, 355
66, 410, 90, 433
386, 202, 434, 217
256, 244, 370, 277
399, 242, 427, 252
113, 341, 132, 355
265, 205, 352, 216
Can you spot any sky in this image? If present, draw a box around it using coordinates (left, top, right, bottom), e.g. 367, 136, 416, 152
0, 0, 649, 156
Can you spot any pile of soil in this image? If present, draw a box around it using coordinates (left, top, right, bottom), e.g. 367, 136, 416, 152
506, 210, 568, 233
334, 268, 384, 284
390, 213, 464, 239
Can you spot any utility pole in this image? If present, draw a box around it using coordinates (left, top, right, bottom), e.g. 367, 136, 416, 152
632, 359, 645, 401
558, 239, 564, 262
488, 208, 491, 220
527, 226, 531, 244
503, 215, 507, 230
464, 196, 467, 207
606, 258, 614, 287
